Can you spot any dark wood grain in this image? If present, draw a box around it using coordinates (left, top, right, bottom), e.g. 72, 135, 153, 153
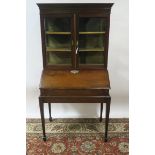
48, 103, 52, 122
39, 96, 110, 103
40, 89, 109, 96
40, 69, 110, 89
100, 103, 103, 122
39, 99, 46, 141
105, 98, 111, 142
37, 3, 113, 142
37, 3, 113, 11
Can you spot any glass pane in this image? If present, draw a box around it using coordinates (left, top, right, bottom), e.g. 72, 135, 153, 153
79, 52, 104, 64
78, 17, 106, 65
45, 17, 72, 65
46, 35, 71, 49
79, 35, 104, 49
48, 52, 71, 65
79, 18, 106, 32
46, 18, 71, 32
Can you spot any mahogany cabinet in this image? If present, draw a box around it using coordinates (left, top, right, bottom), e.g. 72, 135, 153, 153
37, 3, 113, 142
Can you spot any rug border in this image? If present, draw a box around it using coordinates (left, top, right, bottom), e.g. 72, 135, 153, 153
26, 118, 129, 123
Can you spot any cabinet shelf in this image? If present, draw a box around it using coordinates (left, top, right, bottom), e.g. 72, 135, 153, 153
79, 48, 104, 52
79, 32, 106, 35
46, 47, 104, 52
46, 31, 71, 35
46, 47, 71, 52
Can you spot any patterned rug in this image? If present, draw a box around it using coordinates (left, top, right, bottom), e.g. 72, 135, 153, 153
26, 118, 129, 155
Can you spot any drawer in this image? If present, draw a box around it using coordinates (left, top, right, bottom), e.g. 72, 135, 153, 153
39, 95, 110, 103
40, 88, 109, 96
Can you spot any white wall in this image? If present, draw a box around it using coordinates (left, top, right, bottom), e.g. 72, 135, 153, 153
26, 0, 129, 118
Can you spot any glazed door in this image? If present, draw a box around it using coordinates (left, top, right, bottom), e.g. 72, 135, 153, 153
76, 14, 108, 69
44, 14, 74, 68
42, 13, 108, 69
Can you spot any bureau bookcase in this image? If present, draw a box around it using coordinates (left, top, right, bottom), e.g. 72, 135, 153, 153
37, 3, 113, 142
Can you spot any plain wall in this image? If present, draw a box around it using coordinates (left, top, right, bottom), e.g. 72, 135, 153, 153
26, 0, 129, 118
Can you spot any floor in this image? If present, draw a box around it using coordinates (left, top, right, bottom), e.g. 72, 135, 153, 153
26, 118, 129, 155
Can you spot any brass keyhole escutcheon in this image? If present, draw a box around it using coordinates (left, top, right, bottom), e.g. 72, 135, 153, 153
70, 70, 79, 74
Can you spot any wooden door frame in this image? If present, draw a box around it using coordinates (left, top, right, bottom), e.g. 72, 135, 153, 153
40, 13, 75, 70
75, 13, 109, 70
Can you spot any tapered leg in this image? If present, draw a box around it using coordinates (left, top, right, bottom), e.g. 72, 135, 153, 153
100, 103, 103, 122
104, 98, 111, 142
39, 100, 46, 141
48, 103, 52, 122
